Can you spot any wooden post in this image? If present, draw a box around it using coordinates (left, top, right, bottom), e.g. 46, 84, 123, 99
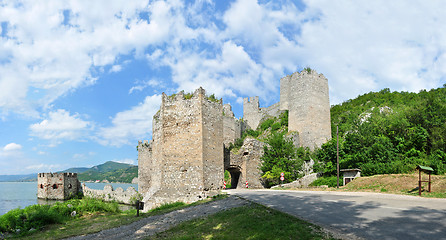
428, 172, 431, 192
418, 169, 422, 196
136, 200, 140, 217
337, 126, 339, 188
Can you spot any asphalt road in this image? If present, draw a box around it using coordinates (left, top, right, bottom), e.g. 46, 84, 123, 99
227, 189, 446, 240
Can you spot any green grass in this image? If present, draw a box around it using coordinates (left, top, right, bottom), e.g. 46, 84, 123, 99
7, 195, 228, 239
148, 203, 337, 240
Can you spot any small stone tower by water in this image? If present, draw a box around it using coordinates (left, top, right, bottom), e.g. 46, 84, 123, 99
37, 173, 81, 200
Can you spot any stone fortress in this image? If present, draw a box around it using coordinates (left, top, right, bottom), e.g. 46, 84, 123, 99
37, 173, 81, 200
138, 69, 331, 210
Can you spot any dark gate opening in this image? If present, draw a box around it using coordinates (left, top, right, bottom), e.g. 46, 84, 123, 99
226, 167, 241, 189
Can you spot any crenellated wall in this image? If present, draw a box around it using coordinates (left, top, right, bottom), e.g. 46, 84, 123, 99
82, 184, 139, 205
243, 97, 283, 130
223, 104, 243, 147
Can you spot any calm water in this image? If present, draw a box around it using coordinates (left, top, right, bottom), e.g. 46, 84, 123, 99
0, 182, 138, 215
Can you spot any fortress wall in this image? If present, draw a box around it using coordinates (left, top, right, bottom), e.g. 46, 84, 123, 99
280, 75, 291, 110
201, 95, 224, 191
262, 102, 283, 119
148, 110, 163, 197
160, 90, 204, 194
288, 70, 331, 149
243, 96, 262, 130
243, 97, 282, 130
137, 140, 152, 194
82, 184, 139, 205
63, 173, 80, 198
226, 138, 265, 189
223, 104, 242, 147
140, 88, 224, 209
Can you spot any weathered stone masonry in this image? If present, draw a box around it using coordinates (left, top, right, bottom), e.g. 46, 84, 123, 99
138, 70, 332, 209
37, 173, 81, 200
281, 70, 331, 150
138, 87, 224, 209
243, 69, 331, 150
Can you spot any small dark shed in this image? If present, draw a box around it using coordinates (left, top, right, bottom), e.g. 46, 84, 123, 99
340, 169, 361, 185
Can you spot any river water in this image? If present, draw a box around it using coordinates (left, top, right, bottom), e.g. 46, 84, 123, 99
0, 182, 138, 215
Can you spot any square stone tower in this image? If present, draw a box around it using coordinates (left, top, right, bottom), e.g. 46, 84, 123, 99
37, 172, 81, 200
138, 87, 224, 209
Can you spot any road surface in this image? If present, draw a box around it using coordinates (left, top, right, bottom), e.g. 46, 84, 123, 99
227, 189, 446, 240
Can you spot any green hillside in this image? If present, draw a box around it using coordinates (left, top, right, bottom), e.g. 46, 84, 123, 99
315, 85, 446, 177
77, 161, 137, 183
61, 167, 89, 174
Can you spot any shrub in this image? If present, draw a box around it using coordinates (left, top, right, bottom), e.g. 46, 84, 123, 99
261, 133, 303, 187
271, 122, 281, 132
0, 198, 121, 235
310, 176, 339, 188
260, 118, 275, 131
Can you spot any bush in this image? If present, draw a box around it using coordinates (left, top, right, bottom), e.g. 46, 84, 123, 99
261, 133, 303, 187
271, 122, 281, 132
310, 176, 339, 188
0, 198, 121, 235
260, 118, 275, 131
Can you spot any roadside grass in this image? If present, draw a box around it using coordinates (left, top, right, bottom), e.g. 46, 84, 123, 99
280, 174, 446, 198
341, 173, 446, 198
148, 203, 337, 240
8, 195, 227, 240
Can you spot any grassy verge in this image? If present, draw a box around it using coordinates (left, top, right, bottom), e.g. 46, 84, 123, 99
340, 173, 446, 198
148, 203, 337, 240
278, 174, 446, 198
5, 195, 227, 239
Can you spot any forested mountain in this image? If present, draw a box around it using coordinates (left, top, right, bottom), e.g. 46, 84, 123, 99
77, 161, 137, 183
0, 161, 137, 183
315, 85, 446, 176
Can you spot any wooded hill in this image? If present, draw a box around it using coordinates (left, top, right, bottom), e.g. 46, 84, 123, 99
76, 161, 137, 183
315, 85, 446, 176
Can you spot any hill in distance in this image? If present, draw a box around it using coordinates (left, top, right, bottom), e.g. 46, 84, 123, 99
0, 161, 138, 183
77, 161, 138, 183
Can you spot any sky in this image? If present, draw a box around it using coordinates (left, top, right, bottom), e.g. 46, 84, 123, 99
0, 0, 445, 175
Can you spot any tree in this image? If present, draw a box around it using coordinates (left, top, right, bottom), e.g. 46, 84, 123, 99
260, 133, 304, 187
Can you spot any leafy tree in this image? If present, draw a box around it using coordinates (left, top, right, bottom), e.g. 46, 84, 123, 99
260, 133, 304, 187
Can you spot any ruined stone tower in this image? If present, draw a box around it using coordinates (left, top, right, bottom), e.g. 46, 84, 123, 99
138, 87, 224, 209
37, 172, 81, 200
243, 97, 282, 130
280, 69, 331, 149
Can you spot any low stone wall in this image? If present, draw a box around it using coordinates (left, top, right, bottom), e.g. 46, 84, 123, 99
272, 173, 320, 188
82, 184, 140, 205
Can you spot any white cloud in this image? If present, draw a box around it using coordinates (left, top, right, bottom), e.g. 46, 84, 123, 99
97, 94, 161, 147
0, 1, 174, 116
129, 78, 164, 94
114, 158, 136, 165
0, 143, 23, 158
3, 143, 22, 151
29, 109, 92, 143
110, 65, 122, 73
25, 163, 63, 172
296, 0, 446, 103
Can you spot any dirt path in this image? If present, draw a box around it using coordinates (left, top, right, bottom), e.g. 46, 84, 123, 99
65, 196, 249, 240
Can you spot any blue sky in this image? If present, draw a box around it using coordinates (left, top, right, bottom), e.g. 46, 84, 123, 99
0, 0, 445, 175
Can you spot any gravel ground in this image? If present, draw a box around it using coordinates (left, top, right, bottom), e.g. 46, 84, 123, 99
65, 195, 250, 240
